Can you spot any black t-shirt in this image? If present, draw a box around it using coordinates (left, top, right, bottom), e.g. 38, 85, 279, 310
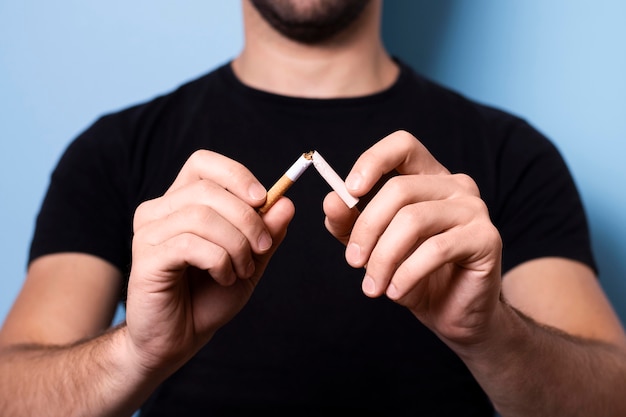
30, 59, 595, 416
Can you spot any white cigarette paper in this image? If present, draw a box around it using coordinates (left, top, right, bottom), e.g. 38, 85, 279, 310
284, 152, 313, 181
311, 151, 359, 208
258, 152, 313, 214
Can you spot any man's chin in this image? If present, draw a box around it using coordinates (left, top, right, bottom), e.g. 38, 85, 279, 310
249, 0, 371, 44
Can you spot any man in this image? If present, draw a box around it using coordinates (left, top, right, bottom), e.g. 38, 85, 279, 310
1, 1, 625, 415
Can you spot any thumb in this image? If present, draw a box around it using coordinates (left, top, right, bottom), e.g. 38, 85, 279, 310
323, 192, 359, 246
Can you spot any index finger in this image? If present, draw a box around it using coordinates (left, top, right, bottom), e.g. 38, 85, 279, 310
168, 150, 267, 206
345, 130, 450, 197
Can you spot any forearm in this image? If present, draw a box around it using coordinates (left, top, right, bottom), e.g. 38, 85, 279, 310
456, 301, 626, 417
0, 324, 158, 417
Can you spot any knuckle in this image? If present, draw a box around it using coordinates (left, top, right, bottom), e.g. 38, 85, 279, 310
170, 232, 195, 255
186, 204, 207, 222
205, 247, 234, 283
468, 218, 502, 250
133, 202, 149, 228
133, 198, 158, 230
183, 205, 217, 226
196, 179, 215, 195
397, 203, 423, 226
452, 173, 480, 197
135, 199, 151, 213
383, 175, 405, 195
485, 224, 503, 249
430, 234, 454, 257
238, 204, 259, 226
212, 246, 231, 270
466, 195, 488, 214
393, 129, 416, 146
188, 149, 210, 166
394, 130, 418, 158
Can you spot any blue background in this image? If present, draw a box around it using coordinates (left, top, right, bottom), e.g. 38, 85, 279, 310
2, 1, 625, 329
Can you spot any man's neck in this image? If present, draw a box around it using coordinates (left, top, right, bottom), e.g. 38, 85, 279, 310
232, 0, 398, 99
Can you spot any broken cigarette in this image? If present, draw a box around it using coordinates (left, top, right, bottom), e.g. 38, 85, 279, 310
311, 151, 359, 209
258, 151, 313, 214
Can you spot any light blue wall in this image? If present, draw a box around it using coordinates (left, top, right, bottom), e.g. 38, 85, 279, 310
1, 1, 625, 329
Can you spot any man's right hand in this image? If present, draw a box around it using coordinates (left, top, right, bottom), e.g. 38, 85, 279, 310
125, 150, 294, 375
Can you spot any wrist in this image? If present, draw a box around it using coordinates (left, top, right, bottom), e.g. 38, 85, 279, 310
447, 299, 532, 365
103, 324, 171, 403
120, 319, 216, 382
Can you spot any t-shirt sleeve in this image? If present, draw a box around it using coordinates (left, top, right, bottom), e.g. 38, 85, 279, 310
28, 115, 133, 276
494, 120, 597, 275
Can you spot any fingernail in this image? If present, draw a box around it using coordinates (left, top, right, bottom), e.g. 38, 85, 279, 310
248, 183, 266, 201
346, 242, 361, 263
258, 232, 272, 251
345, 172, 363, 191
362, 275, 376, 295
386, 283, 399, 299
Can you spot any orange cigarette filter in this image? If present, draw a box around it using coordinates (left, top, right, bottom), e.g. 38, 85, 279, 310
258, 151, 313, 214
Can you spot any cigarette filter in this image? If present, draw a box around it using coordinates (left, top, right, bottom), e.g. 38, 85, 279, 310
258, 151, 313, 214
311, 151, 359, 209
